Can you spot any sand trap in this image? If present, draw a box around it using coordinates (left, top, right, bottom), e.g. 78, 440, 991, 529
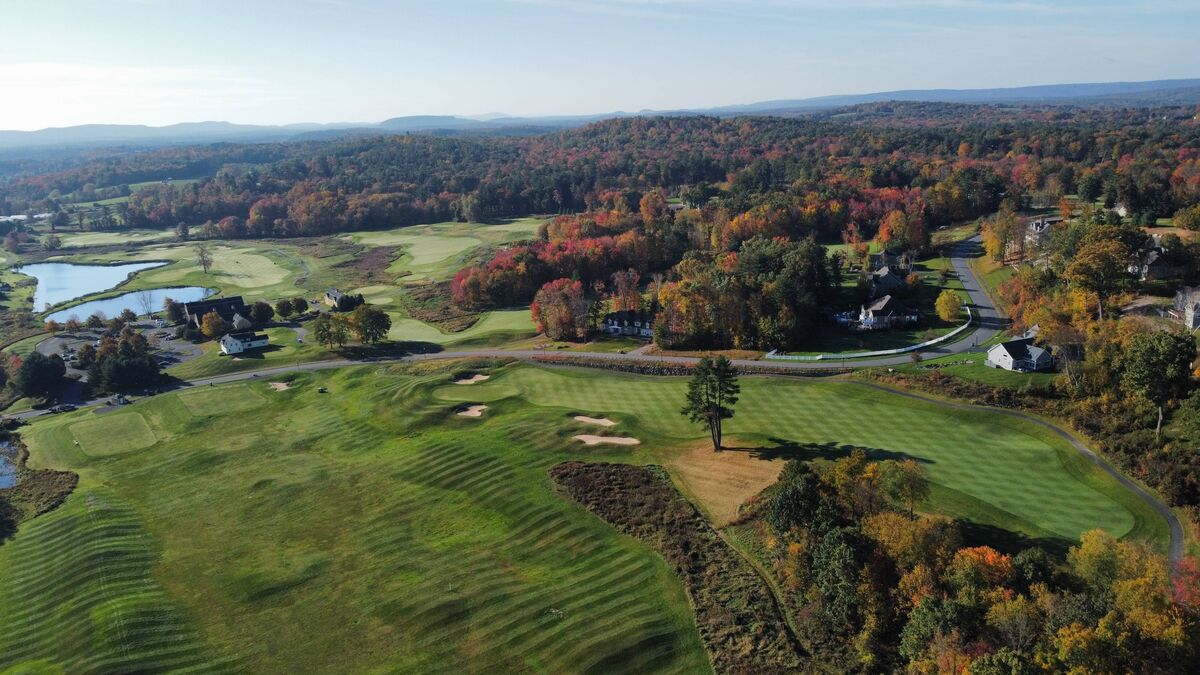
454, 374, 491, 385
574, 415, 617, 427
268, 382, 291, 391
573, 434, 640, 446
458, 405, 488, 418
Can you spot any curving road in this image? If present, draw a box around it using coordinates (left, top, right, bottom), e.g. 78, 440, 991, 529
11, 235, 1184, 563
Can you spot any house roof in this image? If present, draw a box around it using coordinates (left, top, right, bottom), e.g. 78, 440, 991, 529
873, 266, 903, 280
224, 331, 267, 342
603, 310, 653, 324
865, 294, 905, 314
184, 296, 245, 317
990, 337, 1050, 363
325, 289, 345, 299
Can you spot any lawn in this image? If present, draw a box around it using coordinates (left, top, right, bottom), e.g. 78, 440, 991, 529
900, 352, 1060, 391
343, 218, 546, 283
5, 366, 708, 673
388, 308, 537, 346
2, 332, 45, 357
971, 256, 1015, 312
69, 412, 159, 456
166, 326, 332, 380
55, 229, 175, 248
176, 383, 266, 416
1, 362, 1169, 672
432, 366, 1165, 546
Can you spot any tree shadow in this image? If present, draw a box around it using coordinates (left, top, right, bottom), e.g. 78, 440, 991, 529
720, 438, 936, 465
335, 341, 444, 360
957, 521, 1070, 557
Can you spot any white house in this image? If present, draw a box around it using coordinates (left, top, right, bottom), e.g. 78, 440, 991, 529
602, 310, 654, 338
1024, 216, 1062, 248
986, 337, 1053, 372
219, 331, 269, 355
858, 295, 919, 330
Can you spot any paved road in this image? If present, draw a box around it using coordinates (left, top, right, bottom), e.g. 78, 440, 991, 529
13, 236, 1183, 563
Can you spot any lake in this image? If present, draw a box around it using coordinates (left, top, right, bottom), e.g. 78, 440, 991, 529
47, 286, 212, 323
17, 261, 167, 312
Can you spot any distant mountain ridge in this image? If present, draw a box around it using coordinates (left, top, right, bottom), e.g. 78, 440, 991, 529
2, 78, 1198, 150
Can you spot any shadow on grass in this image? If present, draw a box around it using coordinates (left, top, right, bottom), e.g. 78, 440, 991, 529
958, 521, 1070, 558
335, 341, 444, 360
716, 439, 935, 465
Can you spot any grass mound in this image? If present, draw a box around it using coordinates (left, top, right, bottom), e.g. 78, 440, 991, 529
69, 413, 158, 457
177, 384, 266, 416
0, 491, 221, 673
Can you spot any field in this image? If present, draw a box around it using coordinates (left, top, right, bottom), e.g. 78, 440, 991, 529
0, 362, 1169, 671
33, 219, 546, 357
54, 229, 175, 248
342, 217, 544, 283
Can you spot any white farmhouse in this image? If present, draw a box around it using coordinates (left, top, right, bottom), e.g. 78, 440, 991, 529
219, 331, 269, 355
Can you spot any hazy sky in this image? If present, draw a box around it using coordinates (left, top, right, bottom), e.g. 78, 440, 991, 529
1, 0, 1198, 130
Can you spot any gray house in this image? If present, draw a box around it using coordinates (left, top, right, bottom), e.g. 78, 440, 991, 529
986, 337, 1053, 372
1173, 286, 1200, 330
869, 266, 907, 298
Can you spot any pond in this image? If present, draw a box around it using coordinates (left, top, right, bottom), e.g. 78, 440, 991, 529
46, 286, 212, 323
17, 261, 167, 312
0, 443, 16, 489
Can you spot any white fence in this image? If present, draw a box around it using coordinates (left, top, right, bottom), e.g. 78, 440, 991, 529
765, 307, 974, 361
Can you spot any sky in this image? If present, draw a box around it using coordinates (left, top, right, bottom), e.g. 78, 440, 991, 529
0, 0, 1198, 130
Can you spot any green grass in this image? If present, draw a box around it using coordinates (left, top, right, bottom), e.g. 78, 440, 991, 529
2, 362, 1170, 671
971, 256, 1015, 312
6, 367, 708, 672
900, 352, 1059, 390
176, 383, 266, 416
433, 366, 1165, 546
343, 218, 546, 283
55, 229, 175, 248
69, 412, 159, 456
389, 309, 537, 346
166, 327, 331, 380
2, 333, 45, 357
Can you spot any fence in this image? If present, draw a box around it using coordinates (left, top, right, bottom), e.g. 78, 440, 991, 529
765, 307, 974, 361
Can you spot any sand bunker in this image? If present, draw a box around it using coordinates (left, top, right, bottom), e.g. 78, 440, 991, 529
454, 374, 491, 385
458, 405, 488, 418
573, 415, 617, 427
573, 435, 640, 446
268, 382, 291, 391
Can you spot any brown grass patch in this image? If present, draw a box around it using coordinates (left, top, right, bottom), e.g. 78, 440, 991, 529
550, 462, 804, 672
403, 281, 481, 332
642, 346, 764, 360
666, 443, 785, 527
